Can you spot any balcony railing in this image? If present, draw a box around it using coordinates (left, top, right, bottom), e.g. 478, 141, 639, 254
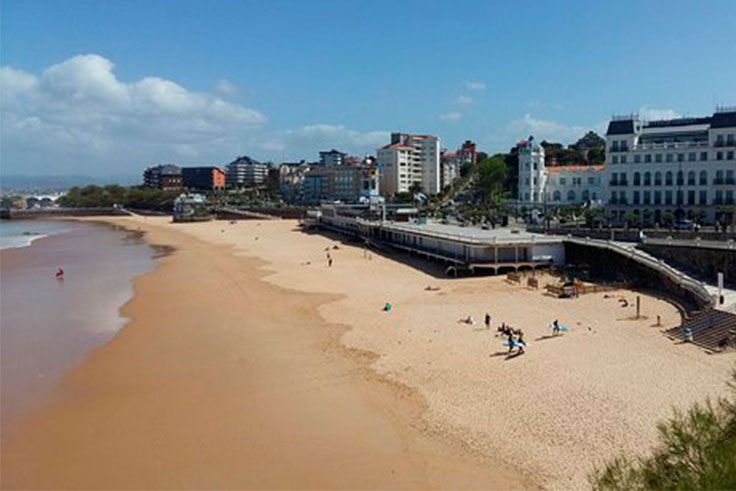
633, 141, 708, 150
714, 179, 736, 185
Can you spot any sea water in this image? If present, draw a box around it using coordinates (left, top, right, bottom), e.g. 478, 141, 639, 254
0, 220, 157, 430
0, 219, 75, 250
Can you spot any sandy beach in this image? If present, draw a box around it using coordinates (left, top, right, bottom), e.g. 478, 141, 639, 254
2, 216, 734, 490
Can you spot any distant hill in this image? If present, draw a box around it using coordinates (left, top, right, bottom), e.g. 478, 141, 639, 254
0, 174, 139, 194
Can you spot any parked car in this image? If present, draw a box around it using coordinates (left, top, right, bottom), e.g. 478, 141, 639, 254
672, 219, 696, 230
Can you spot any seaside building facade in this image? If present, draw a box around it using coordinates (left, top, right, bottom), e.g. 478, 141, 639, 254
377, 133, 440, 196
605, 108, 736, 225
143, 164, 183, 191
545, 165, 605, 205
225, 156, 269, 188
279, 162, 311, 203
182, 166, 226, 191
319, 149, 348, 166
301, 164, 379, 204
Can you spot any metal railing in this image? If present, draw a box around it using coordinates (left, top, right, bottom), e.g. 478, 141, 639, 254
565, 236, 714, 308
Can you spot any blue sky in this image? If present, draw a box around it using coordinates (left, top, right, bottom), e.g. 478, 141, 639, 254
2, 0, 736, 177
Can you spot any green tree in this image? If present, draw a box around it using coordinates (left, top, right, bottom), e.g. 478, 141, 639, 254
475, 154, 508, 205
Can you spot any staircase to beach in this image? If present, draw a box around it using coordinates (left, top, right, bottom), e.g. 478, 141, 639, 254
665, 309, 736, 352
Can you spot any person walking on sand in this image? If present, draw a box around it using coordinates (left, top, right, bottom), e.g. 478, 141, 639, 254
516, 330, 526, 354
552, 319, 560, 336
484, 312, 491, 330
328, 256, 333, 267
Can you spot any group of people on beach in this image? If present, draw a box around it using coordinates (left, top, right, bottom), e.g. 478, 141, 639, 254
497, 323, 526, 354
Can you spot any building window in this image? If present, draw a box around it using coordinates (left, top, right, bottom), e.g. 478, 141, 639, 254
610, 191, 617, 204
643, 190, 651, 204
715, 170, 724, 184
645, 154, 652, 163
654, 171, 662, 185
665, 171, 673, 186
728, 134, 735, 146
728, 151, 734, 160
700, 170, 708, 185
612, 156, 619, 164
717, 152, 723, 160
634, 172, 641, 186
553, 190, 561, 201
676, 190, 683, 205
644, 172, 651, 186
715, 190, 723, 205
727, 169, 735, 183
676, 171, 684, 186
699, 190, 707, 205
687, 171, 695, 186
655, 154, 662, 163
634, 155, 641, 163
665, 190, 672, 204
666, 154, 673, 162
654, 190, 662, 204
588, 176, 595, 185
688, 152, 696, 161
621, 155, 627, 164
567, 190, 576, 202
688, 190, 695, 205
619, 191, 627, 204
620, 172, 628, 185
560, 177, 567, 185
716, 134, 724, 146
677, 153, 684, 162
633, 191, 640, 205
701, 152, 708, 161
582, 190, 590, 201
727, 190, 734, 204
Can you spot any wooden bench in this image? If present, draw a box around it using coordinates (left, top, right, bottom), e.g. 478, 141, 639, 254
527, 277, 539, 289
507, 272, 521, 283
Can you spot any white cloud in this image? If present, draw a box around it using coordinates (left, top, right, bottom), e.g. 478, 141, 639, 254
638, 106, 682, 121
506, 114, 587, 143
216, 79, 238, 96
465, 81, 486, 91
0, 54, 268, 175
282, 124, 389, 155
439, 112, 462, 121
456, 95, 473, 106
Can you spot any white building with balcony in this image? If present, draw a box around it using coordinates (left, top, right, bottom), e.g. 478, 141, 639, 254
605, 108, 736, 225
377, 133, 440, 196
518, 136, 605, 208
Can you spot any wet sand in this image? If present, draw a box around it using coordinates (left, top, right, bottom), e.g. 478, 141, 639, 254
0, 222, 155, 429
1, 218, 527, 490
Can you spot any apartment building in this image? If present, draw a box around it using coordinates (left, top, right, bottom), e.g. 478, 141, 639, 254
319, 149, 348, 166
181, 166, 226, 191
225, 156, 269, 188
605, 108, 736, 224
143, 164, 183, 191
377, 133, 440, 196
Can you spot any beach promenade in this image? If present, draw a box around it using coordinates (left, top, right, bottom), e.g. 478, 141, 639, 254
2, 216, 734, 490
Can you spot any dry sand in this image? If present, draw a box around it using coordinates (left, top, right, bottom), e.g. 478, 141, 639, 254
3, 216, 735, 490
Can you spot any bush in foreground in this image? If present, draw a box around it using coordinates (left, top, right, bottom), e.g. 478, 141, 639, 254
591, 370, 736, 490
